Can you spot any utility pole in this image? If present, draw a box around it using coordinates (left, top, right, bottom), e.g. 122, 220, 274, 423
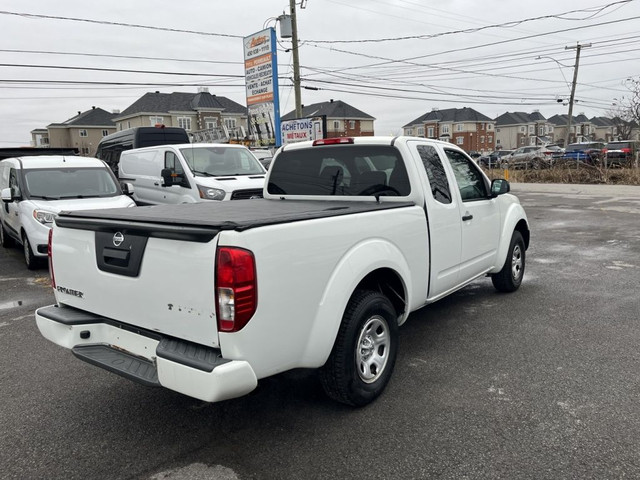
564, 42, 591, 148
289, 0, 302, 118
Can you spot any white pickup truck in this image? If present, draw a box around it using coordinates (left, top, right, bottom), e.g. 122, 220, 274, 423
36, 137, 529, 406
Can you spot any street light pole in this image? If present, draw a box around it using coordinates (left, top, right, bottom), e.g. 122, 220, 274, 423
564, 43, 591, 148
289, 0, 302, 118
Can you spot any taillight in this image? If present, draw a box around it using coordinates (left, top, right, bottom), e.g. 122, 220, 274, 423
313, 137, 354, 146
215, 247, 257, 332
48, 228, 56, 289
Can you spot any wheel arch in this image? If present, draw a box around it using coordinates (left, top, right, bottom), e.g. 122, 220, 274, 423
490, 203, 530, 274
300, 239, 412, 367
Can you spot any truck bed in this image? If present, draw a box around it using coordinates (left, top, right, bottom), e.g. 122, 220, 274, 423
56, 199, 415, 232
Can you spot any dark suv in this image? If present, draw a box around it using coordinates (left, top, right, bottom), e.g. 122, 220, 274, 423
604, 141, 640, 167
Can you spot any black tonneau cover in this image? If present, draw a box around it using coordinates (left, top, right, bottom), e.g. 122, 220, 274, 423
56, 199, 415, 237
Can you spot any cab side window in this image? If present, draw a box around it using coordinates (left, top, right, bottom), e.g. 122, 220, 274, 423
444, 149, 488, 201
417, 145, 452, 204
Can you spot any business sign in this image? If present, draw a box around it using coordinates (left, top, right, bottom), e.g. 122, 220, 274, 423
243, 28, 281, 147
280, 116, 326, 145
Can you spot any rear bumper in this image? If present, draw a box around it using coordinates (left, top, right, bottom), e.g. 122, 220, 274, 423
35, 304, 257, 402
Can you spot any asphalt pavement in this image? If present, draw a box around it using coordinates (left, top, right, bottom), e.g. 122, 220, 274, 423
1, 183, 639, 480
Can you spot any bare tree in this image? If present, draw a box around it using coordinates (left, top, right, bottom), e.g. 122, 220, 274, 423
610, 77, 640, 140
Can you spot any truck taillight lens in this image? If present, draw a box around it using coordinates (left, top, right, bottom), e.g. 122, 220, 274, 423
216, 247, 257, 332
48, 228, 56, 289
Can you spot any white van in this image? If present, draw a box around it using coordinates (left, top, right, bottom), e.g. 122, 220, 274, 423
118, 143, 266, 205
0, 155, 136, 269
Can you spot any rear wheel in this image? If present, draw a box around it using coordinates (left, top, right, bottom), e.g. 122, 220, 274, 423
320, 290, 398, 406
22, 232, 38, 270
0, 222, 13, 248
492, 231, 525, 292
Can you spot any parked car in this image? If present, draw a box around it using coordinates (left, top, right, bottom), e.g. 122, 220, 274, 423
118, 143, 266, 205
96, 125, 190, 177
502, 145, 563, 169
478, 150, 513, 168
555, 142, 605, 166
603, 140, 640, 167
467, 150, 481, 159
0, 155, 136, 269
251, 149, 273, 170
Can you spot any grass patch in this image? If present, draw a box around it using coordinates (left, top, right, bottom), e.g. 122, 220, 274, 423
484, 166, 640, 185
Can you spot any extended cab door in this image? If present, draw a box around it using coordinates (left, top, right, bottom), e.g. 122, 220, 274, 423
408, 141, 462, 299
441, 148, 500, 283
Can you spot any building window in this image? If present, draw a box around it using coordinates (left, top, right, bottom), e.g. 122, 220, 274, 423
150, 116, 164, 126
349, 120, 356, 129
417, 127, 425, 137
488, 135, 493, 143
178, 117, 192, 131
528, 125, 534, 134
205, 117, 218, 129
127, 121, 131, 129
496, 139, 501, 145
224, 118, 237, 129
487, 124, 493, 130
520, 126, 526, 133
102, 129, 109, 137
496, 128, 501, 132
404, 128, 413, 136
333, 120, 340, 130
441, 125, 450, 134
456, 136, 464, 145
80, 147, 90, 155
456, 124, 464, 132
42, 137, 49, 145
427, 126, 434, 137
538, 127, 544, 136
79, 129, 88, 137
480, 136, 485, 143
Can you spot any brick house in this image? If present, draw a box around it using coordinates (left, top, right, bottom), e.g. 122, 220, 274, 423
281, 99, 375, 138
45, 107, 117, 156
114, 88, 248, 139
403, 107, 495, 154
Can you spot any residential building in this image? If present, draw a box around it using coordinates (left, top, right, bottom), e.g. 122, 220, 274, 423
494, 111, 556, 149
114, 88, 248, 140
30, 128, 49, 148
591, 116, 639, 141
403, 107, 495, 154
46, 106, 117, 156
281, 99, 375, 137
547, 113, 596, 146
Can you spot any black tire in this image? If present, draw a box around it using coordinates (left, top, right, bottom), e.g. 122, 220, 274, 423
22, 232, 38, 270
492, 231, 525, 293
320, 290, 398, 406
0, 221, 13, 248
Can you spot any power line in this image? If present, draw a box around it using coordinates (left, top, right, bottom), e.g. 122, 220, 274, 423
305, 1, 634, 44
0, 63, 245, 78
0, 10, 243, 38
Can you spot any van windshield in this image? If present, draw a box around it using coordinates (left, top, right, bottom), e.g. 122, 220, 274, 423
23, 168, 119, 199
179, 146, 265, 176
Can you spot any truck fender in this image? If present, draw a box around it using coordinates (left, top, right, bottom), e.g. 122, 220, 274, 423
490, 200, 529, 274
300, 238, 413, 367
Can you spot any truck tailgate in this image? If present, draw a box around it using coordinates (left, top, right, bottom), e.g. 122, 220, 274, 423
51, 219, 220, 348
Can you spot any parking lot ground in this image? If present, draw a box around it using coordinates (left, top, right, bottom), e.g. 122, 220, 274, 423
1, 183, 639, 479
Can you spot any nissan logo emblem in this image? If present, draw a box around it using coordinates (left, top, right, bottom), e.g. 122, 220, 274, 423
113, 232, 125, 247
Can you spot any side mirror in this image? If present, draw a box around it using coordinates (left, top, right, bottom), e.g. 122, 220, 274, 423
160, 168, 173, 187
490, 179, 510, 197
121, 182, 135, 196
1, 187, 17, 203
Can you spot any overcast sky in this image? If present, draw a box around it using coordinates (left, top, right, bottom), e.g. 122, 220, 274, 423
1, 0, 639, 147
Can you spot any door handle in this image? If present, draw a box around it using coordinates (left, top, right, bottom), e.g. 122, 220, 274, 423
462, 213, 473, 221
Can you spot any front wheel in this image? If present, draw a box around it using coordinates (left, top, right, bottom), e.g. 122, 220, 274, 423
320, 290, 398, 406
492, 231, 525, 292
22, 232, 38, 270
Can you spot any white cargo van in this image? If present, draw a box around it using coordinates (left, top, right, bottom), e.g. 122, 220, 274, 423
0, 155, 136, 269
118, 143, 266, 205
